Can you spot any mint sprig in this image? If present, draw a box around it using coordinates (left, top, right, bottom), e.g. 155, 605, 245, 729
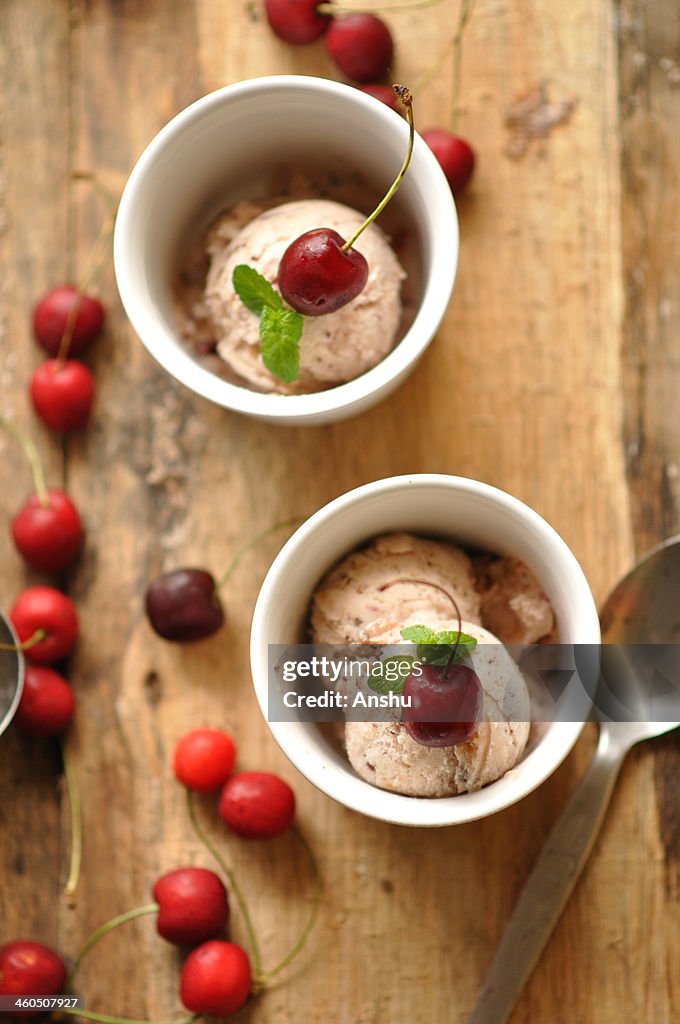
232, 265, 303, 383
400, 624, 478, 666
368, 655, 416, 696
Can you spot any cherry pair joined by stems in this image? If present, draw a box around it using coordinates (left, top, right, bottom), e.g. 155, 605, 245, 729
277, 85, 414, 317
378, 577, 482, 747
145, 516, 302, 643
31, 286, 101, 434
174, 728, 297, 840
65, 866, 247, 1018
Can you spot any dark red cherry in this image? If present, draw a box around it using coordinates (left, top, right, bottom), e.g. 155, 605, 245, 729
422, 130, 476, 195
325, 14, 394, 83
145, 569, 225, 643
264, 0, 332, 44
278, 228, 368, 316
402, 663, 482, 747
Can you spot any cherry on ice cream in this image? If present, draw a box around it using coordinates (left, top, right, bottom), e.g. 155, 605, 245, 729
402, 662, 482, 747
277, 86, 414, 317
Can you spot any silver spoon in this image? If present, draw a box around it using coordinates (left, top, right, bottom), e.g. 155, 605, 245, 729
468, 536, 680, 1024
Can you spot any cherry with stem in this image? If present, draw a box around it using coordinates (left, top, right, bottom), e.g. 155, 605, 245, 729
377, 576, 482, 747
277, 86, 415, 316
1, 417, 84, 573
145, 516, 303, 643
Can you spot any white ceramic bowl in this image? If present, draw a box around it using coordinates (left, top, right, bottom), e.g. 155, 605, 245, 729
114, 76, 458, 426
250, 475, 601, 826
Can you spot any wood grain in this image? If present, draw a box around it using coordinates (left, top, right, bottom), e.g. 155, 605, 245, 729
0, 1, 677, 1022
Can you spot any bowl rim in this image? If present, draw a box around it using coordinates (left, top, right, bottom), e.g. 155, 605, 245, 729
113, 75, 458, 422
250, 474, 601, 826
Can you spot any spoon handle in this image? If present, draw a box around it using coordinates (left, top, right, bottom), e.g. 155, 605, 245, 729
468, 728, 625, 1024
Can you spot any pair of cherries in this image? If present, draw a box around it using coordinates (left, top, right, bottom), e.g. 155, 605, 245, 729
31, 285, 104, 433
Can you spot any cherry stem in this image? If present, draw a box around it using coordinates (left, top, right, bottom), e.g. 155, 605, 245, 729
61, 738, 84, 908
55, 212, 115, 369
450, 0, 474, 134
214, 516, 303, 592
60, 1008, 196, 1024
185, 790, 263, 979
342, 86, 414, 253
317, 0, 445, 12
414, 0, 475, 132
0, 628, 46, 652
256, 824, 322, 989
0, 418, 50, 506
66, 904, 159, 990
377, 576, 463, 676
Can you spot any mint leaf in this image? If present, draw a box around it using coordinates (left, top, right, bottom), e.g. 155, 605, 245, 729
232, 265, 283, 316
369, 656, 415, 695
400, 624, 438, 644
259, 306, 303, 383
400, 624, 478, 665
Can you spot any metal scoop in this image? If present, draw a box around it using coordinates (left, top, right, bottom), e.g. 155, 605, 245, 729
0, 611, 24, 738
468, 536, 680, 1024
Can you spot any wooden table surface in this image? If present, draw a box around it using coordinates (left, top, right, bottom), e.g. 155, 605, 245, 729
1, 1, 678, 1022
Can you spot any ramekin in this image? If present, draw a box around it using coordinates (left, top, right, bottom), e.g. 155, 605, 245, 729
250, 475, 600, 826
113, 76, 458, 426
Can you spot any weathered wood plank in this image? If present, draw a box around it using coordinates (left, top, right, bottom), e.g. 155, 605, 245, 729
0, 0, 71, 951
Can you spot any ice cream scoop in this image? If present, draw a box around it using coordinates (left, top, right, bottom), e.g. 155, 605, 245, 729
311, 533, 480, 644
205, 198, 405, 394
344, 620, 530, 797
